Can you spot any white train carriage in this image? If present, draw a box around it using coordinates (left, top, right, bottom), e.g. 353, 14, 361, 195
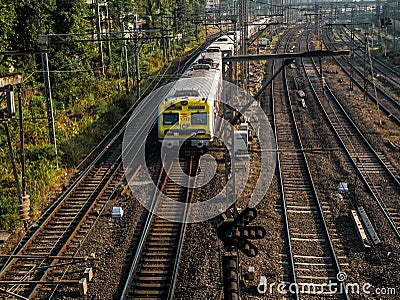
158, 42, 224, 148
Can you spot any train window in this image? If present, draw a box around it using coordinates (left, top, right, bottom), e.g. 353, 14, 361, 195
166, 105, 182, 110
163, 113, 179, 125
193, 64, 210, 71
174, 90, 200, 97
206, 47, 220, 52
188, 106, 205, 110
191, 113, 207, 125
197, 58, 214, 65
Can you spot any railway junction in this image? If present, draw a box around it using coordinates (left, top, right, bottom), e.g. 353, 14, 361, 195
1, 1, 400, 299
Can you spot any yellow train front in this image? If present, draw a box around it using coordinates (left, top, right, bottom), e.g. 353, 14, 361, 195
158, 96, 216, 149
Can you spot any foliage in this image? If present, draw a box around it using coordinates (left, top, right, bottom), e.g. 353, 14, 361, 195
0, 0, 206, 231
14, 0, 56, 51
0, 0, 17, 51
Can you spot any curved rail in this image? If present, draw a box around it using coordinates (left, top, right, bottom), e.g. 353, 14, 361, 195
0, 140, 124, 299
270, 28, 298, 300
301, 30, 400, 240
324, 28, 400, 126
272, 25, 348, 299
340, 26, 400, 82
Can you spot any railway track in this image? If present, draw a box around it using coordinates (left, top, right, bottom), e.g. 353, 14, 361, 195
300, 29, 400, 240
120, 156, 199, 299
0, 39, 212, 299
271, 26, 348, 299
75, 40, 212, 173
0, 139, 124, 299
339, 26, 400, 91
323, 28, 400, 126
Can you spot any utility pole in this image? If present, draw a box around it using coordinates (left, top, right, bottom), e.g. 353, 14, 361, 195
105, 2, 112, 66
120, 18, 130, 94
363, 31, 369, 108
239, 0, 249, 89
123, 42, 130, 94
133, 15, 141, 98
349, 8, 355, 96
95, 0, 105, 75
364, 23, 381, 125
1, 75, 30, 229
38, 36, 58, 157
391, 1, 396, 50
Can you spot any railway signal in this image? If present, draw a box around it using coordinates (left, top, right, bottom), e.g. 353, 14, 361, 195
217, 207, 266, 257
380, 18, 392, 29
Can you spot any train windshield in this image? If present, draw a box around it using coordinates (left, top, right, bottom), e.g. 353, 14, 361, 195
163, 113, 179, 125
191, 113, 207, 125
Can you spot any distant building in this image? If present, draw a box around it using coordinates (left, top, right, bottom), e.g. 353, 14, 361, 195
206, 0, 219, 12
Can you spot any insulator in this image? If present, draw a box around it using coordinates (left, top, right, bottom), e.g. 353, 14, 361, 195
19, 195, 31, 222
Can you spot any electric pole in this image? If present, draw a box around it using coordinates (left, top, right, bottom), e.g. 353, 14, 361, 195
38, 36, 58, 157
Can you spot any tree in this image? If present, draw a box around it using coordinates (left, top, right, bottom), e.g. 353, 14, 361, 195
0, 0, 17, 51
14, 0, 56, 51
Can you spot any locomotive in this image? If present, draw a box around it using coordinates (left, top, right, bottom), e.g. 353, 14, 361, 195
158, 18, 269, 148
157, 40, 227, 148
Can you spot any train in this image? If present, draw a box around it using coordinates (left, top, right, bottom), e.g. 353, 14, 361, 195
157, 42, 225, 148
157, 18, 270, 149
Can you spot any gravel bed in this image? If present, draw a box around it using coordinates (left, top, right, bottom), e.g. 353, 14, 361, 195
291, 54, 400, 296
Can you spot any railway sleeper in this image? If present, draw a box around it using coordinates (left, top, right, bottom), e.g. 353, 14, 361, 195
68, 196, 91, 200
151, 223, 180, 233
134, 275, 171, 283
143, 252, 175, 258
296, 275, 337, 282
146, 241, 177, 247
144, 246, 177, 253
46, 223, 78, 229
132, 282, 170, 290
295, 268, 336, 274
291, 238, 328, 243
129, 288, 167, 296
37, 233, 64, 239
153, 223, 176, 228
149, 229, 179, 236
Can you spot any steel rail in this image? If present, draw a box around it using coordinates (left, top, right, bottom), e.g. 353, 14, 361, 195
120, 161, 171, 299
340, 26, 400, 78
0, 141, 121, 273
120, 156, 198, 299
345, 42, 400, 91
166, 158, 195, 300
281, 25, 348, 299
324, 30, 400, 126
270, 27, 299, 300
0, 152, 122, 298
27, 160, 123, 299
302, 30, 400, 241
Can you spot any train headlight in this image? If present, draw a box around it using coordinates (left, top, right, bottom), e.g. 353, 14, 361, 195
180, 100, 188, 105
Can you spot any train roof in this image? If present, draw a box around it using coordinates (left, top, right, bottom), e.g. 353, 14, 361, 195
207, 42, 233, 54
215, 35, 235, 44
163, 76, 220, 103
160, 35, 225, 105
